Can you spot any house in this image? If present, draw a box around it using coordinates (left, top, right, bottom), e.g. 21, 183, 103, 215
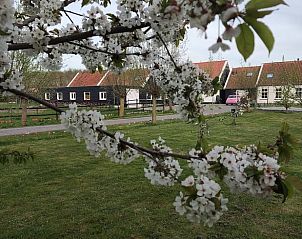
194, 60, 230, 103
224, 66, 261, 100
256, 60, 302, 104
46, 69, 147, 106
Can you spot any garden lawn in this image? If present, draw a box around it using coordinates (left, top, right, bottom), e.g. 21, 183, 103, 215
0, 111, 301, 239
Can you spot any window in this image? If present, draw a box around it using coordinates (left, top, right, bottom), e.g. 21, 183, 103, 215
57, 92, 63, 101
246, 72, 253, 77
261, 88, 268, 99
84, 92, 91, 101
267, 73, 274, 79
70, 92, 76, 100
275, 88, 282, 99
99, 92, 107, 100
296, 87, 302, 99
45, 92, 50, 100
146, 93, 152, 100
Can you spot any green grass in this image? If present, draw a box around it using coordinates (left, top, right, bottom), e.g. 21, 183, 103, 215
0, 111, 302, 239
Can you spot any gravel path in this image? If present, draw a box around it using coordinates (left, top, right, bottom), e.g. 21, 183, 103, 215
0, 105, 233, 137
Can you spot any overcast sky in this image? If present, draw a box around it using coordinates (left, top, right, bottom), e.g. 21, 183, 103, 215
61, 0, 302, 70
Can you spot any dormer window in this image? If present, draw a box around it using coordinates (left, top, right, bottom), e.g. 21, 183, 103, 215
267, 73, 274, 78
246, 72, 253, 77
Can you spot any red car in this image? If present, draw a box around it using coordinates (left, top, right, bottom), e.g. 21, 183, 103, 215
226, 95, 240, 105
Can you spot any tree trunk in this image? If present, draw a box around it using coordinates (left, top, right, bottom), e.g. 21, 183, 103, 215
21, 97, 28, 127
162, 94, 166, 112
168, 98, 173, 111
152, 97, 157, 124
119, 96, 125, 117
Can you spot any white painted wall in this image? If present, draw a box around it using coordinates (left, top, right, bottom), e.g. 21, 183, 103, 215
126, 89, 139, 107
257, 85, 302, 104
203, 93, 218, 103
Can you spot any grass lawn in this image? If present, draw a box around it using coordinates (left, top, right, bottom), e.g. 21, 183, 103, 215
0, 111, 301, 239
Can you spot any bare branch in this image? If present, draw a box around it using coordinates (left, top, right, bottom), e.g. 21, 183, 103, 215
156, 32, 181, 72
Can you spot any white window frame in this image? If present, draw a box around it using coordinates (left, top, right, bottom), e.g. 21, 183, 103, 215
45, 92, 50, 100
267, 73, 274, 79
146, 93, 152, 100
99, 92, 107, 100
246, 72, 253, 77
70, 92, 76, 101
296, 87, 302, 99
261, 88, 268, 99
57, 92, 63, 101
84, 92, 91, 101
275, 88, 282, 99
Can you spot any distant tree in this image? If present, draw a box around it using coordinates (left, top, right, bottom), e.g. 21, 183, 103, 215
144, 77, 162, 124
279, 85, 295, 112
277, 61, 302, 111
112, 69, 145, 117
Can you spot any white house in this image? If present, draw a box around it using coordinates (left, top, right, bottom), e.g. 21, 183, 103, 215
256, 61, 302, 104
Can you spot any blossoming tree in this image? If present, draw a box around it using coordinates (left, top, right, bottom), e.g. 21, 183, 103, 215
1, 0, 300, 228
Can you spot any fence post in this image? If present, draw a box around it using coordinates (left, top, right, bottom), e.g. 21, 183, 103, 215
55, 103, 59, 121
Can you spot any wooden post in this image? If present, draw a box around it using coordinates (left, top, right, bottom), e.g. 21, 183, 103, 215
119, 96, 125, 117
152, 96, 157, 124
168, 98, 173, 111
21, 97, 28, 127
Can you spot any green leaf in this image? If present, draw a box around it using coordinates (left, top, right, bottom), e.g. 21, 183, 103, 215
103, 0, 111, 7
212, 77, 222, 95
235, 23, 255, 61
283, 178, 294, 199
244, 17, 275, 53
246, 0, 287, 11
246, 9, 273, 18
277, 122, 297, 163
81, 0, 90, 7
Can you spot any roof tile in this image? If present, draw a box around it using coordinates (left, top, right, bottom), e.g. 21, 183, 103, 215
68, 71, 106, 87
194, 60, 227, 79
257, 61, 302, 86
225, 66, 261, 89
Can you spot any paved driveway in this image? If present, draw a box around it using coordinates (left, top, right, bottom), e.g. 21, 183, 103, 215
0, 104, 233, 137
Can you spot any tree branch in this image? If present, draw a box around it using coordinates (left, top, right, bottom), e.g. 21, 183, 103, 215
8, 23, 150, 51
1, 86, 199, 161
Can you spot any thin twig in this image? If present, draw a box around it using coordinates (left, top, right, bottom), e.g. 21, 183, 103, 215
156, 32, 181, 72
69, 42, 145, 56
63, 11, 80, 31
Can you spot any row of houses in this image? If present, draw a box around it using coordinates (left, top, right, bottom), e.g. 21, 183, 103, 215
45, 59, 302, 105
225, 60, 302, 103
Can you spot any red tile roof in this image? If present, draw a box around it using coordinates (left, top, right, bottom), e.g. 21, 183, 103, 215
225, 66, 261, 89
257, 60, 302, 86
68, 71, 106, 87
194, 60, 227, 79
101, 69, 148, 87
